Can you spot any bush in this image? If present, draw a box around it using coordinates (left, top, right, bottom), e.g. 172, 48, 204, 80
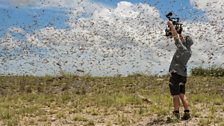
191, 67, 224, 77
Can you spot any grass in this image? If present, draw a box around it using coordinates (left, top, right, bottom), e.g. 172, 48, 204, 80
0, 73, 223, 125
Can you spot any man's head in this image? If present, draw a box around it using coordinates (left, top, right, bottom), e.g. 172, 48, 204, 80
183, 36, 193, 49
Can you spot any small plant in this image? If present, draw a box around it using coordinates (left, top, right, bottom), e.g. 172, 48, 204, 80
5, 118, 19, 126
86, 120, 95, 126
117, 114, 131, 126
73, 115, 89, 122
199, 118, 212, 126
56, 111, 66, 119
106, 121, 113, 126
0, 111, 12, 120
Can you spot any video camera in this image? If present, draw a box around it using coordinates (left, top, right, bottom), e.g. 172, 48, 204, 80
165, 12, 183, 37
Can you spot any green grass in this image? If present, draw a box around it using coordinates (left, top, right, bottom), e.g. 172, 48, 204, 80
0, 74, 223, 125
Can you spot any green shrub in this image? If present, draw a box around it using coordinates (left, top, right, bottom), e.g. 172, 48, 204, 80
191, 67, 224, 77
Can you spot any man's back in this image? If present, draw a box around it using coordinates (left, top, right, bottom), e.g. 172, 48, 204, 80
169, 36, 193, 76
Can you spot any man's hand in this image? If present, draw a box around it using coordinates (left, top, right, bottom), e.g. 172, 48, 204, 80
167, 21, 173, 27
167, 21, 178, 40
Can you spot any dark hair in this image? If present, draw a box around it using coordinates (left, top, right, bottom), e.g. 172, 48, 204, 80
183, 36, 193, 49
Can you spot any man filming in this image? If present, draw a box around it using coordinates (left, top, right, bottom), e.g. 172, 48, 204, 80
167, 20, 193, 120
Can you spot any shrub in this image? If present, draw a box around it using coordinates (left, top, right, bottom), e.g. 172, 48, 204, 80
191, 67, 224, 77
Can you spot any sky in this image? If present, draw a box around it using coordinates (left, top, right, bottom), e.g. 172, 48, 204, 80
0, 0, 205, 36
0, 0, 223, 76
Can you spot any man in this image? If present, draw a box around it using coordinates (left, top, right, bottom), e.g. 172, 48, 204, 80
167, 21, 193, 120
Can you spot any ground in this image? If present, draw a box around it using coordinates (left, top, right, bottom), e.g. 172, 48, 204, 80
0, 75, 223, 126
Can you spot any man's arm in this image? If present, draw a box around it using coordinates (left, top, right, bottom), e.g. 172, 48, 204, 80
167, 21, 187, 51
179, 34, 185, 42
167, 21, 179, 41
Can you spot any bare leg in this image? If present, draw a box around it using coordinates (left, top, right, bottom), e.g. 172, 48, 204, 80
179, 93, 189, 110
179, 93, 191, 120
173, 95, 180, 111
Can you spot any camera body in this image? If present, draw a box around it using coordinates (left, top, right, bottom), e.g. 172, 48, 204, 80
165, 12, 183, 37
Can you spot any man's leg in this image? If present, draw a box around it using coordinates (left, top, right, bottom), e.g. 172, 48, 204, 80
169, 73, 181, 119
178, 77, 191, 120
179, 93, 189, 110
179, 93, 191, 120
173, 95, 180, 111
171, 95, 180, 119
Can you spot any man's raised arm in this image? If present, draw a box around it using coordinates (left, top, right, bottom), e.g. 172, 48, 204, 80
167, 21, 187, 51
167, 21, 179, 41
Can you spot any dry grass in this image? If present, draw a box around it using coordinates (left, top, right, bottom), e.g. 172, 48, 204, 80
0, 74, 223, 125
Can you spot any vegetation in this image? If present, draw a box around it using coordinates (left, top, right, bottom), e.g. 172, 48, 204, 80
0, 70, 223, 125
191, 67, 224, 77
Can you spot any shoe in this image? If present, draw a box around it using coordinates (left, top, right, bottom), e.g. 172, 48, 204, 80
181, 112, 191, 120
173, 111, 180, 120
166, 111, 180, 123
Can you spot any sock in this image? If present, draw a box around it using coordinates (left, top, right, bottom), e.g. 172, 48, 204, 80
174, 110, 179, 113
184, 110, 190, 113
